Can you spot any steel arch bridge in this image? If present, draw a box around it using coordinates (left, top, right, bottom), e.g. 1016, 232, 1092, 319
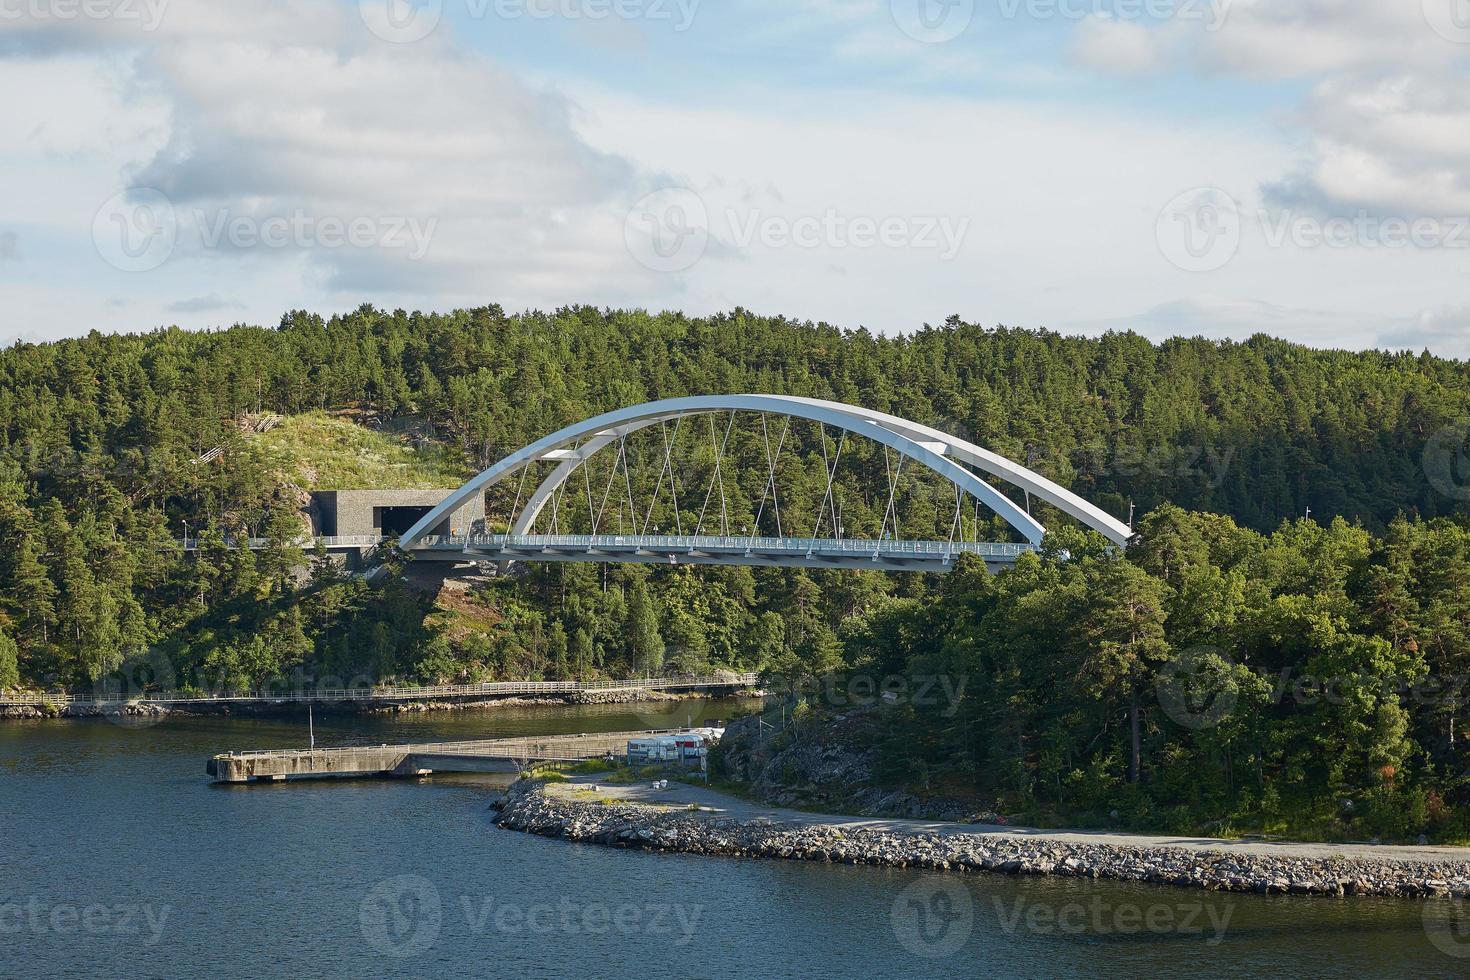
398, 395, 1131, 573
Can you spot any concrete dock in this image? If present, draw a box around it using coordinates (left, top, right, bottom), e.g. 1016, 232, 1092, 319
207, 729, 674, 783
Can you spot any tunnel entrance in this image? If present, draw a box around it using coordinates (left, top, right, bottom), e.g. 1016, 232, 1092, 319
375, 506, 446, 538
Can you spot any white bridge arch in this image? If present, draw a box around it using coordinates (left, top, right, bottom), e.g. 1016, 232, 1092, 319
399, 395, 1131, 572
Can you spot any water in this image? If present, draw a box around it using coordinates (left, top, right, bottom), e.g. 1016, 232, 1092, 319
3, 702, 1468, 978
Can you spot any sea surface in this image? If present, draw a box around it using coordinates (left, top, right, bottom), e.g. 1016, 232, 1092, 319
3, 699, 1468, 978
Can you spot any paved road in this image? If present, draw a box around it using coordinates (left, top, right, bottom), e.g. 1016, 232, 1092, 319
553, 775, 1470, 865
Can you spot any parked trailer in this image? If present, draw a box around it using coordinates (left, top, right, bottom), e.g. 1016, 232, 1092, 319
626, 737, 681, 763
626, 730, 721, 765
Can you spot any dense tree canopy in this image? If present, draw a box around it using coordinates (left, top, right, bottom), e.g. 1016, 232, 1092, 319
3, 305, 1469, 836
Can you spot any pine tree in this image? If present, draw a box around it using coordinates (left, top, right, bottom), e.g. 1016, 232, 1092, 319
10, 533, 57, 645
0, 629, 20, 689
626, 583, 664, 676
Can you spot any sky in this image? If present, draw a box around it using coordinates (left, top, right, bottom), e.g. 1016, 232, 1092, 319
2, 0, 1469, 356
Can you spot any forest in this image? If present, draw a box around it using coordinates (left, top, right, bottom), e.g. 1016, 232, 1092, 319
2, 304, 1469, 836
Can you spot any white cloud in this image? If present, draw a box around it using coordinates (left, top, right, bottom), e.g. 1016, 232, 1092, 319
1, 0, 650, 329
1268, 74, 1470, 216
1200, 0, 1456, 78
1069, 15, 1173, 76
1061, 1, 1470, 222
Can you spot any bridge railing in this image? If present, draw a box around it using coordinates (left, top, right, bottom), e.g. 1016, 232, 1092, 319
175, 535, 386, 551
1, 673, 759, 708
469, 533, 1036, 559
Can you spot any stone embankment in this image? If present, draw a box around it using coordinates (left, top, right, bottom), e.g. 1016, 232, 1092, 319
2, 703, 169, 721
2, 686, 737, 720
493, 781, 1470, 900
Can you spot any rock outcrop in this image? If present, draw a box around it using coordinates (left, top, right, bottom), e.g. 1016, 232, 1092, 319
714, 707, 1001, 822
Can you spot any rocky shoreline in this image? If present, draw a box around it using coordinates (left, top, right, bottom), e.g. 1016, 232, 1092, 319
493, 780, 1470, 900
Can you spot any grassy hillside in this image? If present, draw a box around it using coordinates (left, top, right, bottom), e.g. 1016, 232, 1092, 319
252, 411, 473, 491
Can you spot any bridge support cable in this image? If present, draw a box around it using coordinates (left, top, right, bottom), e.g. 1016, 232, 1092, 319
591, 436, 626, 535
505, 461, 532, 534
662, 418, 684, 535
752, 414, 790, 542
694, 410, 736, 537
620, 435, 637, 535
877, 446, 907, 545
639, 416, 685, 535
946, 482, 964, 559
810, 423, 846, 542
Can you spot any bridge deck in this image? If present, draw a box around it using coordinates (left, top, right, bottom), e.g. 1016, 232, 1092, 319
206, 729, 676, 783
463, 534, 1036, 571
171, 534, 1036, 571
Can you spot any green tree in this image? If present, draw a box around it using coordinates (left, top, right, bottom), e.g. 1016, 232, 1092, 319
0, 629, 19, 689
1077, 559, 1171, 783
626, 583, 664, 675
